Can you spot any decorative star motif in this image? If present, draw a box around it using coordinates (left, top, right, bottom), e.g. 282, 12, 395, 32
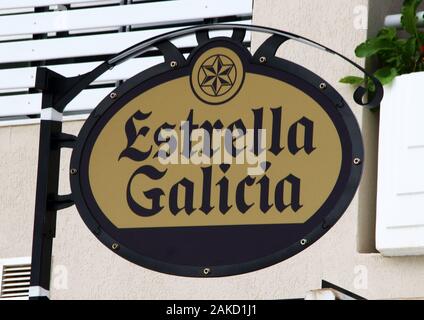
200, 55, 235, 96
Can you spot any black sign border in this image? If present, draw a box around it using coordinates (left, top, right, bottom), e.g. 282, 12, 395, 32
70, 38, 363, 278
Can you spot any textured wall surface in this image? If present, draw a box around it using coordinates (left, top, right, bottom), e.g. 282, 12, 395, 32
2, 0, 424, 300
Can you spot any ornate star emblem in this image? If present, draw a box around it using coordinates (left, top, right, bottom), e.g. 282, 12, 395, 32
200, 55, 235, 96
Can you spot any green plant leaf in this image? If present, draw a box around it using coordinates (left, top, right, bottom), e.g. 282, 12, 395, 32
382, 54, 401, 65
401, 0, 422, 36
377, 27, 397, 40
339, 76, 364, 85
355, 38, 397, 57
404, 37, 417, 55
403, 37, 418, 69
374, 67, 398, 85
367, 79, 376, 92
418, 32, 424, 45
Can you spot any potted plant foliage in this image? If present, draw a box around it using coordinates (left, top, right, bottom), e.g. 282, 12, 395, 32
341, 0, 424, 90
341, 0, 424, 256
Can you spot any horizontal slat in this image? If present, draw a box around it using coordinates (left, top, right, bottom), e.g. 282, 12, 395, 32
0, 258, 31, 266
1, 288, 29, 293
0, 51, 207, 91
1, 82, 200, 117
2, 277, 31, 282
68, 26, 121, 35
0, 34, 33, 42
2, 282, 30, 288
0, 293, 29, 298
3, 272, 31, 277
0, 87, 111, 117
0, 0, 116, 10
3, 266, 31, 272
0, 56, 164, 90
0, 21, 251, 64
0, 114, 88, 127
0, 93, 49, 116
0, 295, 29, 299
67, 88, 115, 112
3, 264, 31, 268
0, 0, 252, 37
0, 28, 179, 64
70, 0, 135, 8
0, 8, 34, 15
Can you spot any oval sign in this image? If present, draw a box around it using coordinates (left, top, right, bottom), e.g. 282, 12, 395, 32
70, 38, 363, 277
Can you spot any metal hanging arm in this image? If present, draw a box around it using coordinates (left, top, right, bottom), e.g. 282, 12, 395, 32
106, 23, 383, 109
42, 24, 382, 112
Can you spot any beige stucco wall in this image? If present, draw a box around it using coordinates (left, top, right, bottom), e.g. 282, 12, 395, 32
2, 0, 424, 300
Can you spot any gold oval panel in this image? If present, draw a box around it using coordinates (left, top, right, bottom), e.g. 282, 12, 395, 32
70, 38, 363, 277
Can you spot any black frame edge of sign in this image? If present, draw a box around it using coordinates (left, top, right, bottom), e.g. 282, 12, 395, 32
28, 24, 382, 299
69, 37, 364, 278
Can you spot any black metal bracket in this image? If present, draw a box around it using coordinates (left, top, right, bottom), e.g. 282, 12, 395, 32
196, 27, 246, 45
252, 34, 290, 61
155, 40, 186, 66
108, 24, 383, 109
48, 194, 74, 212
35, 63, 110, 113
29, 68, 84, 299
52, 132, 77, 149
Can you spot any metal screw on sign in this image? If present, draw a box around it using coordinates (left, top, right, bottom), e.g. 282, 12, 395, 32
353, 158, 362, 165
319, 82, 327, 90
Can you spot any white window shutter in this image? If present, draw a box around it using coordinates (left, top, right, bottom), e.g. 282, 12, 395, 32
0, 0, 253, 126
376, 72, 424, 256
